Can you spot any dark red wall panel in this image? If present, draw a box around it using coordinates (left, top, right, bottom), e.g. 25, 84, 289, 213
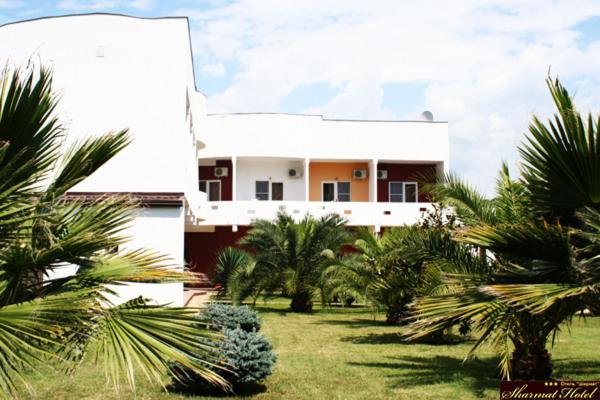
199, 159, 232, 201
377, 163, 436, 202
184, 226, 250, 287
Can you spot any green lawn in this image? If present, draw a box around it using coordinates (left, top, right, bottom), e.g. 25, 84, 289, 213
27, 300, 600, 399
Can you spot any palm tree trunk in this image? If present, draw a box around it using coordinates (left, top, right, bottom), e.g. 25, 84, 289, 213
510, 342, 553, 380
290, 291, 313, 312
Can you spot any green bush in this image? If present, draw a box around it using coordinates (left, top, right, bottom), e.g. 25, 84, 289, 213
201, 303, 261, 332
169, 305, 276, 394
220, 328, 277, 385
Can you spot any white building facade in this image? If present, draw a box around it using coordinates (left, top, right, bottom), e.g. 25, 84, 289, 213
0, 14, 449, 303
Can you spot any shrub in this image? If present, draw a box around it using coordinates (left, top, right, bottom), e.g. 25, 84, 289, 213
169, 305, 276, 395
201, 303, 261, 332
220, 328, 277, 385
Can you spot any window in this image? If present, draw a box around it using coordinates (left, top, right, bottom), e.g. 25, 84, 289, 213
271, 182, 283, 200
199, 180, 221, 201
323, 182, 335, 202
388, 182, 418, 203
404, 182, 417, 203
389, 182, 404, 202
337, 182, 351, 202
255, 181, 284, 200
322, 181, 351, 202
255, 181, 269, 201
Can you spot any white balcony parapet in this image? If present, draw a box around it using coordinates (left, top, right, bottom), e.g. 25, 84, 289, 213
193, 200, 432, 227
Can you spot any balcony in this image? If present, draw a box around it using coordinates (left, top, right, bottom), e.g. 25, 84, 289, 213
194, 200, 432, 228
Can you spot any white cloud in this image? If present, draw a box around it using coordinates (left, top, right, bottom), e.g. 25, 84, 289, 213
129, 0, 156, 10
0, 0, 24, 8
56, 0, 120, 10
181, 0, 600, 194
56, 0, 156, 11
200, 62, 226, 78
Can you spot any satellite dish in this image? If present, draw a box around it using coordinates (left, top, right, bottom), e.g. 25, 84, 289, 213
420, 110, 434, 121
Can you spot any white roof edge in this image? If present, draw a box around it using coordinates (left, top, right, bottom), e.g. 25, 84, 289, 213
206, 112, 448, 124
0, 13, 189, 29
0, 13, 201, 93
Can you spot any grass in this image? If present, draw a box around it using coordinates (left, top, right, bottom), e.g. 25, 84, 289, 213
26, 299, 600, 399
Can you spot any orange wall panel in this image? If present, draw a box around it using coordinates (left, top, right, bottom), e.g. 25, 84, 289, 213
309, 162, 370, 201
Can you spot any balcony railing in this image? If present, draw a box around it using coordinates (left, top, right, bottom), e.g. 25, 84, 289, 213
194, 200, 432, 227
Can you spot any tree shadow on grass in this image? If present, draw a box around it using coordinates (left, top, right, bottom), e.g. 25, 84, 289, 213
341, 331, 474, 345
167, 382, 267, 398
312, 317, 389, 329
553, 358, 600, 379
348, 355, 499, 397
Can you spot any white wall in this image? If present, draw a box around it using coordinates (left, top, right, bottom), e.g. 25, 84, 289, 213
236, 158, 305, 201
0, 15, 200, 305
200, 114, 449, 167
0, 14, 199, 196
105, 206, 185, 307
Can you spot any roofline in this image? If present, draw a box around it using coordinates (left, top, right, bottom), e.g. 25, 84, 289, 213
0, 12, 202, 93
206, 112, 448, 124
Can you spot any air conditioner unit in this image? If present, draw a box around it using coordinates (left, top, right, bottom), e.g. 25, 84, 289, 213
214, 167, 229, 177
288, 168, 303, 178
377, 170, 388, 180
352, 169, 367, 180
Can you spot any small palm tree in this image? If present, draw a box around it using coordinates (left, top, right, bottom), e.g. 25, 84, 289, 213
228, 213, 349, 312
406, 77, 600, 380
0, 66, 227, 397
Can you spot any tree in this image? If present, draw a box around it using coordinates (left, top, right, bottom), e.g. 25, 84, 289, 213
0, 66, 227, 397
405, 77, 600, 380
228, 213, 349, 312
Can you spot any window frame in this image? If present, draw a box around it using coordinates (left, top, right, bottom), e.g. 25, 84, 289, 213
404, 181, 418, 203
255, 180, 270, 201
199, 179, 222, 201
388, 181, 418, 203
322, 181, 352, 202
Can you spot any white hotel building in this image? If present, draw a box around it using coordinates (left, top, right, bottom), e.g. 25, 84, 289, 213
0, 14, 449, 306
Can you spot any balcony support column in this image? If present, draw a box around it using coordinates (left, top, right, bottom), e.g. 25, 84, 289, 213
231, 156, 237, 233
303, 158, 310, 201
369, 159, 378, 202
231, 156, 237, 201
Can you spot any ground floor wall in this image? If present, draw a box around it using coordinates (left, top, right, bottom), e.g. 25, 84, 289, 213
104, 206, 185, 306
185, 226, 251, 287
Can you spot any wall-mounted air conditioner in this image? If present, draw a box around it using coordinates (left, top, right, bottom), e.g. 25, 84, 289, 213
214, 167, 229, 177
288, 168, 303, 178
352, 169, 367, 180
377, 170, 388, 180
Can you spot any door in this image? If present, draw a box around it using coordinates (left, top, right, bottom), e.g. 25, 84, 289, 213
322, 182, 335, 202
208, 181, 221, 201
271, 182, 283, 200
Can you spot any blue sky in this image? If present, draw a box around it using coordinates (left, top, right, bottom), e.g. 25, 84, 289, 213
1, 0, 600, 195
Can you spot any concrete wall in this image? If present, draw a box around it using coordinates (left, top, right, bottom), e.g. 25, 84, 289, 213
184, 226, 251, 287
105, 206, 185, 306
201, 114, 449, 166
377, 163, 437, 202
199, 160, 233, 201
0, 15, 200, 305
309, 162, 370, 201
0, 14, 199, 196
236, 158, 305, 201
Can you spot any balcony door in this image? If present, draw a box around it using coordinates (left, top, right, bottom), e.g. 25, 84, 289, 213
322, 181, 351, 202
199, 180, 221, 201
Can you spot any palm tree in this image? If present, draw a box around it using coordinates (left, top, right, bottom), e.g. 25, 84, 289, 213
230, 212, 349, 312
212, 246, 256, 304
0, 66, 227, 397
405, 77, 600, 380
